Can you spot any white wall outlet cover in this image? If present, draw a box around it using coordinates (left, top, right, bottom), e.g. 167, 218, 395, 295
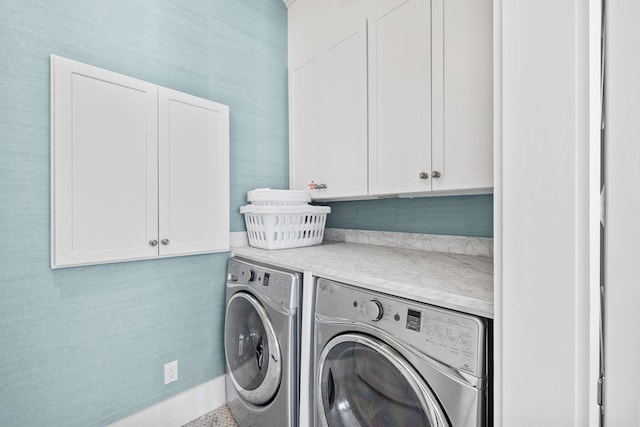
164, 360, 178, 384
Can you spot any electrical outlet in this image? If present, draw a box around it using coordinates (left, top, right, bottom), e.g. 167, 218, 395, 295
164, 360, 178, 384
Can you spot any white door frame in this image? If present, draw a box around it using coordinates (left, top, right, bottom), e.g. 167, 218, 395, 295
493, 0, 602, 425
603, 1, 640, 424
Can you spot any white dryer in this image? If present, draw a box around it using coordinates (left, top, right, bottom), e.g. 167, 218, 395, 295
313, 278, 490, 426
224, 257, 301, 427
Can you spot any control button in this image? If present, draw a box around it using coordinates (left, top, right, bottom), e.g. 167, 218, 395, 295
353, 301, 358, 308
246, 269, 256, 283
394, 313, 400, 321
364, 300, 383, 321
406, 309, 422, 332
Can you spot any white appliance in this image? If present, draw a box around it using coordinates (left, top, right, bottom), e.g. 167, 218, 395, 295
313, 278, 490, 426
224, 257, 301, 426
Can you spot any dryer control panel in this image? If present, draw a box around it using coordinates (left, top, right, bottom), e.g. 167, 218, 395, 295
227, 257, 301, 310
316, 278, 486, 377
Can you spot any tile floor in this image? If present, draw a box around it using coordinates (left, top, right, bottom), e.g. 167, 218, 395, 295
182, 404, 238, 427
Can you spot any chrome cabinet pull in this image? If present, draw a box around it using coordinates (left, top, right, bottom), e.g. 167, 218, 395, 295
149, 239, 158, 246
419, 172, 429, 179
161, 239, 170, 245
431, 171, 442, 178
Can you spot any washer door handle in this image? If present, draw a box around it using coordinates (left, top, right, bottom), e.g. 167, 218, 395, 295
256, 336, 264, 370
327, 368, 336, 409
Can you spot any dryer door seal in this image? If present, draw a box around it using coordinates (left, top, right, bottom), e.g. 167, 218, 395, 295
317, 333, 450, 427
225, 292, 282, 405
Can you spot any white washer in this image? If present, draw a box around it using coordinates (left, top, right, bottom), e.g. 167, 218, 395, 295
313, 278, 490, 426
224, 257, 301, 427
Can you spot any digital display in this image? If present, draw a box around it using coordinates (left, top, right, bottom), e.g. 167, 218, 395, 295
263, 272, 270, 286
406, 309, 422, 332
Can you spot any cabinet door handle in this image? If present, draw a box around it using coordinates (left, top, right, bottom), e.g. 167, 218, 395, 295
419, 172, 429, 179
149, 240, 158, 246
161, 239, 170, 245
431, 171, 442, 179
308, 180, 328, 190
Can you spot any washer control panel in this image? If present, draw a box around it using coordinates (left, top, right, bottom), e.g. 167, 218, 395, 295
316, 278, 486, 377
227, 258, 301, 309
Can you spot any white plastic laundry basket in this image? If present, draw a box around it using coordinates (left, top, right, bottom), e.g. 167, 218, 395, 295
247, 188, 311, 206
240, 204, 331, 250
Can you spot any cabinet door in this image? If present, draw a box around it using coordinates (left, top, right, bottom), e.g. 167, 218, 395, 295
368, 0, 431, 196
51, 55, 158, 268
290, 55, 323, 194
431, 0, 493, 191
158, 87, 229, 256
318, 20, 368, 199
289, 19, 368, 200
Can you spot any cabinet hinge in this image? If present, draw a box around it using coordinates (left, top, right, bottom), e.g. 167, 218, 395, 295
600, 185, 606, 227
597, 376, 604, 407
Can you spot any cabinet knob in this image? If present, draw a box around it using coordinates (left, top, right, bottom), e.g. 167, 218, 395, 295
419, 172, 429, 179
431, 171, 442, 179
161, 239, 170, 245
149, 239, 158, 247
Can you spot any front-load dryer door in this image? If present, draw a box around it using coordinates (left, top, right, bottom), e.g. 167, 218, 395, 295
317, 333, 450, 427
225, 292, 282, 405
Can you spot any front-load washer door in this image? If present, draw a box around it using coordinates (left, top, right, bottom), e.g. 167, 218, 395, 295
317, 333, 450, 427
225, 292, 282, 405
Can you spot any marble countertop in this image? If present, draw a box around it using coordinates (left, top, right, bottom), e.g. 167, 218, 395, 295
231, 241, 494, 319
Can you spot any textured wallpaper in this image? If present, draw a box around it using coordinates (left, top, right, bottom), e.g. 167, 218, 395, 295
0, 1, 287, 426
326, 194, 493, 237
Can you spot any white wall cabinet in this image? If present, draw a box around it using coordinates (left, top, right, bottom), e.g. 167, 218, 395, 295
431, 0, 493, 192
288, 0, 492, 200
289, 6, 368, 199
51, 55, 229, 268
368, 0, 432, 195
157, 87, 230, 257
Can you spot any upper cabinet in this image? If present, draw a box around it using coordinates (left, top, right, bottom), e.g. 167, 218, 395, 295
431, 0, 493, 192
368, 0, 432, 195
289, 5, 368, 199
288, 0, 493, 200
51, 55, 229, 268
157, 87, 230, 257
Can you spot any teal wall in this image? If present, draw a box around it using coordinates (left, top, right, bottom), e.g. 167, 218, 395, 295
0, 1, 287, 426
326, 194, 494, 237
0, 1, 493, 426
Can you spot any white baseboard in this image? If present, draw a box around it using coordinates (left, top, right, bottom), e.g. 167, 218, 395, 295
108, 375, 227, 427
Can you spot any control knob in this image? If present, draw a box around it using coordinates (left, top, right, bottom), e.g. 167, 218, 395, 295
364, 300, 384, 321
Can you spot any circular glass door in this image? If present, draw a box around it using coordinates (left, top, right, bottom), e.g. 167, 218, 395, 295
224, 292, 282, 405
317, 334, 449, 427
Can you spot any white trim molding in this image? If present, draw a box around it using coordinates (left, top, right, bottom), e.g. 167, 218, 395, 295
495, 1, 601, 425
107, 375, 227, 427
